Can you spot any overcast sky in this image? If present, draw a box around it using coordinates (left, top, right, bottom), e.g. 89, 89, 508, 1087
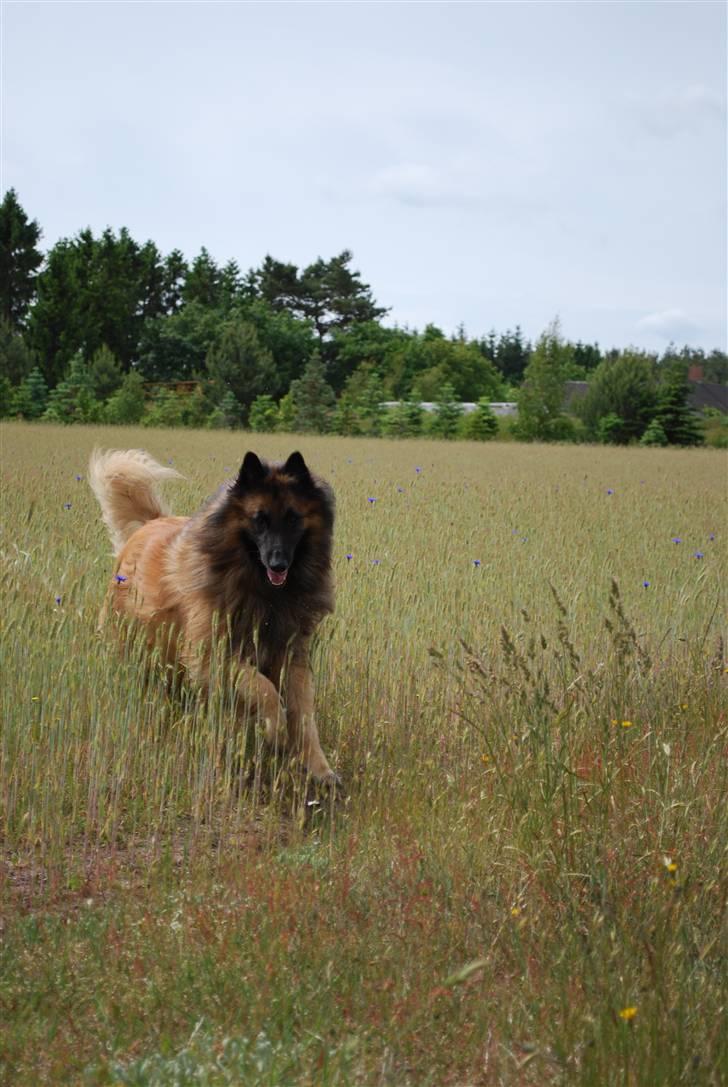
2, 1, 726, 351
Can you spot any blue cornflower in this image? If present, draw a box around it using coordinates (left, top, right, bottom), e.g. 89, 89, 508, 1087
606, 489, 614, 495
115, 574, 127, 583
345, 553, 353, 561
473, 559, 481, 567
55, 595, 62, 605
694, 551, 704, 560
367, 497, 376, 504
643, 581, 650, 588
397, 487, 404, 493
415, 466, 422, 473
63, 502, 72, 510
708, 533, 715, 541
371, 559, 381, 566
671, 537, 682, 544
75, 474, 83, 482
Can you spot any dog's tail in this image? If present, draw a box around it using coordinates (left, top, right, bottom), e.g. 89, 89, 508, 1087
88, 448, 183, 555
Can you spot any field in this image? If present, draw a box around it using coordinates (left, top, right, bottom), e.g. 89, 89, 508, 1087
1, 421, 726, 1086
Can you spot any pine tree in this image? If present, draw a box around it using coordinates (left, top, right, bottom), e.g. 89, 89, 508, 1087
654, 364, 703, 446
205, 318, 275, 423
381, 401, 424, 438
248, 394, 278, 432
460, 399, 499, 440
639, 419, 668, 447
88, 344, 123, 400
0, 375, 12, 417
289, 351, 336, 433
0, 318, 37, 385
43, 354, 100, 423
0, 189, 43, 328
516, 319, 571, 441
12, 366, 48, 418
428, 382, 462, 439
104, 371, 146, 424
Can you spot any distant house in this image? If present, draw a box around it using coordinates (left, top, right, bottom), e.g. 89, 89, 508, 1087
686, 367, 728, 413
562, 370, 728, 415
381, 401, 518, 416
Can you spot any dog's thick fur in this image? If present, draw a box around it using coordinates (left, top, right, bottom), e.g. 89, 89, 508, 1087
89, 448, 337, 783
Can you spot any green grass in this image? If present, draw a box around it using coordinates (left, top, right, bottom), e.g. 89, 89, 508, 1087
1, 421, 726, 1085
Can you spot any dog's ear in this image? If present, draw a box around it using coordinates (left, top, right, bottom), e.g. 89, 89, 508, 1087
283, 451, 312, 485
233, 451, 266, 493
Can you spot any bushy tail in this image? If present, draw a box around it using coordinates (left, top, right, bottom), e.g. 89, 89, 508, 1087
88, 448, 183, 555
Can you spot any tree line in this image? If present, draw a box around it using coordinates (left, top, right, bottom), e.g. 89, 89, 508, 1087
1, 188, 726, 445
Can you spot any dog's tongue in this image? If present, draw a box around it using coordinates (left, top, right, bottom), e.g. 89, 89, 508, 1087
266, 568, 288, 587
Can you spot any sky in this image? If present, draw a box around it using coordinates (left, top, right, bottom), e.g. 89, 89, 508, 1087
2, 1, 726, 353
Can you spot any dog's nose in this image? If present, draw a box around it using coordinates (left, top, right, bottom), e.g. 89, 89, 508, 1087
269, 552, 288, 573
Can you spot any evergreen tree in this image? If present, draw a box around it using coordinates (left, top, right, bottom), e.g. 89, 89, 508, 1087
330, 392, 360, 436
43, 354, 101, 423
230, 298, 317, 398
0, 189, 43, 328
276, 391, 296, 433
381, 400, 424, 438
334, 362, 386, 435
516, 319, 571, 441
28, 226, 169, 382
639, 419, 669, 447
460, 399, 499, 440
253, 250, 386, 343
161, 249, 188, 314
577, 350, 657, 443
183, 247, 221, 307
0, 375, 12, 417
0, 318, 36, 385
248, 393, 279, 432
490, 327, 530, 384
141, 388, 186, 428
654, 363, 703, 446
88, 344, 123, 400
12, 366, 48, 418
138, 302, 221, 382
289, 351, 336, 433
104, 371, 146, 424
428, 383, 463, 439
204, 318, 275, 424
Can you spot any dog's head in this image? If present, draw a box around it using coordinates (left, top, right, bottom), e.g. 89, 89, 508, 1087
230, 451, 333, 588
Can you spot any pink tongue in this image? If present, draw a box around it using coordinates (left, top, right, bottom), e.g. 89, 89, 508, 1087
267, 568, 288, 586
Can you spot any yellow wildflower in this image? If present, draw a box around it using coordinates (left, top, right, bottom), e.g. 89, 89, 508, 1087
510, 906, 521, 917
620, 720, 634, 728
619, 1006, 638, 1021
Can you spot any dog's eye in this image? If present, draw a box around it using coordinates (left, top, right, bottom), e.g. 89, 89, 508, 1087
253, 510, 269, 528
283, 508, 301, 525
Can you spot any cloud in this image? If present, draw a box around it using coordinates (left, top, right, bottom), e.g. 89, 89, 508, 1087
369, 162, 482, 207
637, 308, 700, 342
634, 83, 726, 139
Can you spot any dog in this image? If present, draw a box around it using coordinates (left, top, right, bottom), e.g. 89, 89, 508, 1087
88, 448, 338, 785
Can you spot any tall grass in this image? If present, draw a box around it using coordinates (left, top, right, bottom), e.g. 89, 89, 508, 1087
1, 421, 726, 1085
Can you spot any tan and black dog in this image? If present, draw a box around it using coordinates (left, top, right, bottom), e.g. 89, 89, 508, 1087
89, 448, 337, 784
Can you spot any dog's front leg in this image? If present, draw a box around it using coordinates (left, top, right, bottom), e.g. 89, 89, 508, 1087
286, 664, 337, 785
181, 640, 287, 747
234, 663, 288, 748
